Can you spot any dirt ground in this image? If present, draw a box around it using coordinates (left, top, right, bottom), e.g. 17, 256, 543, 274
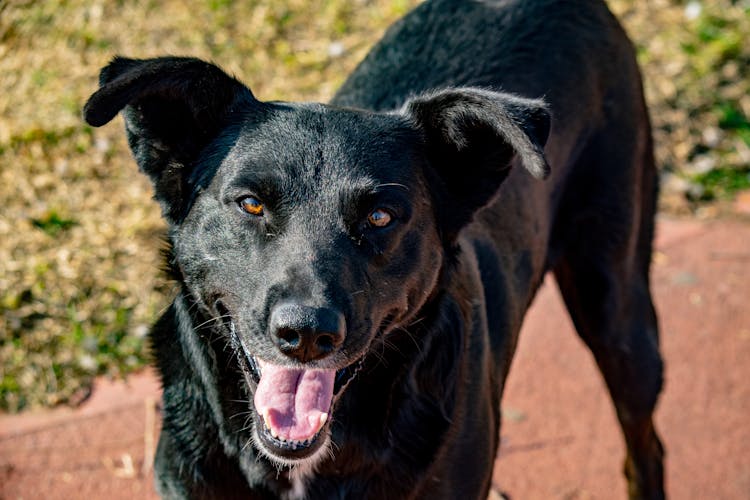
2, 215, 749, 499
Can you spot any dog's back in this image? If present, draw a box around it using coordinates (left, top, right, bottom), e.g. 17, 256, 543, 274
337, 0, 656, 356
336, 0, 636, 118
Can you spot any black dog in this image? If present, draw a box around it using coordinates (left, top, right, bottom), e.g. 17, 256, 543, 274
84, 0, 664, 498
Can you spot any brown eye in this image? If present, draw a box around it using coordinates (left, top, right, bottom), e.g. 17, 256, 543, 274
367, 208, 392, 228
239, 196, 264, 216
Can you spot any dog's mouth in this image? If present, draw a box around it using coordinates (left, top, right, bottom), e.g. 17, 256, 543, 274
225, 315, 363, 461
251, 358, 362, 460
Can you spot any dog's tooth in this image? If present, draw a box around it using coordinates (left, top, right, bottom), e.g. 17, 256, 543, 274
260, 408, 272, 428
269, 426, 278, 439
309, 412, 328, 433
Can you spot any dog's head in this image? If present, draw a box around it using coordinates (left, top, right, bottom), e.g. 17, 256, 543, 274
84, 57, 549, 466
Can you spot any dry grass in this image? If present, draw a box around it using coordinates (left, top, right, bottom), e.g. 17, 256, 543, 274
1, 0, 748, 411
613, 0, 750, 209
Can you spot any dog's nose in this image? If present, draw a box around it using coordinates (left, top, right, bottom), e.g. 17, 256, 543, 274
269, 304, 346, 363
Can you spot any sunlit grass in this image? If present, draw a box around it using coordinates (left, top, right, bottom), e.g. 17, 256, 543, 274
1, 0, 748, 411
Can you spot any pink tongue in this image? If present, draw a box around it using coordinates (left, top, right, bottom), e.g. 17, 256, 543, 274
254, 360, 335, 442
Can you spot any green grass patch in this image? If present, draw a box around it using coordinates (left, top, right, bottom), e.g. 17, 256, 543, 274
693, 167, 750, 200
31, 210, 77, 236
716, 101, 750, 131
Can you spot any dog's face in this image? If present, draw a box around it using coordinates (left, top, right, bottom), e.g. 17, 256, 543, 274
84, 57, 549, 466
175, 104, 447, 463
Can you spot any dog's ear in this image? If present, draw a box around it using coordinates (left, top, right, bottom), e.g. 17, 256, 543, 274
83, 56, 257, 222
403, 87, 550, 239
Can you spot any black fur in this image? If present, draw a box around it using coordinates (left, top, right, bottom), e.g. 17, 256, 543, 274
84, 0, 664, 498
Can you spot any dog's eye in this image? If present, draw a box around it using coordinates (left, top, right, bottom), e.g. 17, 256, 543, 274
239, 196, 264, 216
367, 208, 393, 228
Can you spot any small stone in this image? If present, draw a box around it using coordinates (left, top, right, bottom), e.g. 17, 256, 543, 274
78, 354, 98, 372
672, 271, 698, 286
94, 137, 111, 153
661, 173, 691, 195
686, 155, 716, 176
684, 1, 702, 20
328, 42, 344, 58
701, 127, 722, 148
133, 324, 150, 338
686, 182, 706, 201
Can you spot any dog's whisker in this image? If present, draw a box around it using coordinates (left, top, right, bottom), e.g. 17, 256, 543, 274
236, 423, 255, 433
179, 297, 204, 320
155, 302, 174, 317
192, 314, 232, 331
229, 409, 253, 416
379, 336, 401, 355
374, 182, 410, 191
393, 324, 422, 353
192, 316, 219, 331
241, 438, 255, 453
324, 442, 337, 463
185, 298, 201, 313
229, 410, 254, 420
209, 333, 228, 345
406, 315, 427, 328
226, 348, 239, 368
